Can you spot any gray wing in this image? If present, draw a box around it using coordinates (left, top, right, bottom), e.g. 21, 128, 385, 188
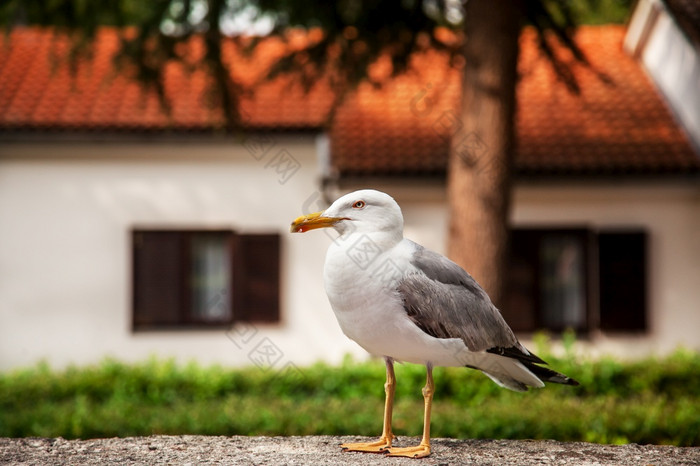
398, 240, 544, 364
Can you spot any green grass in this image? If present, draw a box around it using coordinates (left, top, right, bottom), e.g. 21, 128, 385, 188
1, 348, 699, 446
545, 0, 635, 25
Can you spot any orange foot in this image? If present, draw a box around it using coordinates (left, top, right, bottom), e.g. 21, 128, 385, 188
386, 443, 431, 458
341, 436, 393, 454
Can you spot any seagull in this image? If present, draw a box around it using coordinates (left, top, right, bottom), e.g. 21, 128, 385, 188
290, 189, 578, 458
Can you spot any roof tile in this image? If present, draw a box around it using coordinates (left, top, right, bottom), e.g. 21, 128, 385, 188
516, 26, 698, 175
331, 25, 699, 177
0, 25, 697, 176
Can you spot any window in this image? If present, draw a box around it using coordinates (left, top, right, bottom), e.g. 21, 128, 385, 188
598, 231, 647, 331
503, 228, 647, 334
132, 230, 280, 330
540, 232, 589, 331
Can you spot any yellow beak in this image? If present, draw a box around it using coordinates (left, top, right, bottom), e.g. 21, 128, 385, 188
290, 211, 348, 233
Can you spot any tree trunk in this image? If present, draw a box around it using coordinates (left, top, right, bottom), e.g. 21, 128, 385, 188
446, 0, 521, 306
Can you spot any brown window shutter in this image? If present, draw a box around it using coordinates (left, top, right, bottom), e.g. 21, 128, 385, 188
234, 233, 281, 323
598, 230, 648, 332
132, 231, 186, 329
504, 230, 540, 332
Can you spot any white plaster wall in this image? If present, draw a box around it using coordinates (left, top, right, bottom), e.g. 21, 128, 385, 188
641, 8, 700, 150
623, 0, 657, 54
2, 149, 699, 371
511, 183, 700, 358
0, 139, 366, 371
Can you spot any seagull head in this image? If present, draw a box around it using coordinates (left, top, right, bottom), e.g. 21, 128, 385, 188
290, 189, 404, 237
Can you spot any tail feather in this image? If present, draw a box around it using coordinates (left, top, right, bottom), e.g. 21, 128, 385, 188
521, 361, 580, 386
482, 371, 528, 392
467, 349, 580, 392
466, 355, 545, 392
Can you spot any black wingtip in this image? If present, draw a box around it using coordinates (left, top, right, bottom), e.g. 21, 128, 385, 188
486, 346, 548, 365
567, 377, 581, 386
523, 361, 580, 387
485, 346, 580, 386
550, 374, 580, 386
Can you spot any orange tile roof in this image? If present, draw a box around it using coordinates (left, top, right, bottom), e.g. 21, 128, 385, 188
330, 48, 459, 177
0, 25, 698, 176
332, 25, 699, 177
0, 28, 334, 132
516, 26, 699, 175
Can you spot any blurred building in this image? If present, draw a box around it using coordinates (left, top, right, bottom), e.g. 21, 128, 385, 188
1, 14, 699, 370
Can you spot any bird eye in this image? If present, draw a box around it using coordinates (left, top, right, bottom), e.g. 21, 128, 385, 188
352, 200, 366, 209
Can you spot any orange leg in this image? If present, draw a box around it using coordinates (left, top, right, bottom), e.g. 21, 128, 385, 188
386, 363, 433, 458
341, 357, 396, 453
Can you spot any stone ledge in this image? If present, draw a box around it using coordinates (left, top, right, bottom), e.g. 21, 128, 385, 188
1, 436, 698, 465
